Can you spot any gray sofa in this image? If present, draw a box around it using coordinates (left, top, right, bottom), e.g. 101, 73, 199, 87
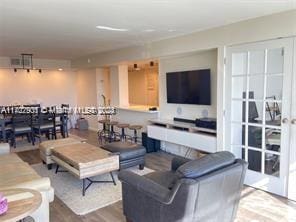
118, 151, 247, 222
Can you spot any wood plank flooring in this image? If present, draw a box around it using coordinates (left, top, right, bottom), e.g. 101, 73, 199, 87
16, 129, 296, 222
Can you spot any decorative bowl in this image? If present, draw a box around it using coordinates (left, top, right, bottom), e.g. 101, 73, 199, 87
0, 193, 8, 215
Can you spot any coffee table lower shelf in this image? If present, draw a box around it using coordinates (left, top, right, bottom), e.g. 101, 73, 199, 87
55, 165, 117, 196
51, 143, 120, 197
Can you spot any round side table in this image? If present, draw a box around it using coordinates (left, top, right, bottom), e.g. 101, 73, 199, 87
0, 188, 42, 222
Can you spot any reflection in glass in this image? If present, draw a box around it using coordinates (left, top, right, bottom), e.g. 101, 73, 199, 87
247, 149, 262, 173
231, 124, 244, 146
232, 77, 246, 99
265, 153, 280, 177
265, 128, 281, 152
249, 50, 265, 74
232, 53, 247, 75
266, 75, 283, 100
265, 101, 281, 125
267, 48, 284, 74
249, 75, 264, 99
231, 100, 244, 122
248, 101, 263, 124
248, 126, 262, 149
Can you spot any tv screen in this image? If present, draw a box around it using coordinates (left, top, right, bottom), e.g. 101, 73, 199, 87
166, 69, 211, 105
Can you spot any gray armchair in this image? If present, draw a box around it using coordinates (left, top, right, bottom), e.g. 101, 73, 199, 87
118, 151, 248, 222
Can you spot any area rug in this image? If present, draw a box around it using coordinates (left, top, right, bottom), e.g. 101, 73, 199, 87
32, 163, 154, 215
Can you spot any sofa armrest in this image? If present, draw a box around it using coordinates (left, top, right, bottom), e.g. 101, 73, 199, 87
0, 143, 10, 155
8, 177, 51, 192
171, 156, 190, 171
118, 171, 174, 204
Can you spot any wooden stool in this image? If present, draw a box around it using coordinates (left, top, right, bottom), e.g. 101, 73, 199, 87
98, 119, 110, 143
106, 121, 118, 142
128, 125, 143, 143
116, 123, 130, 141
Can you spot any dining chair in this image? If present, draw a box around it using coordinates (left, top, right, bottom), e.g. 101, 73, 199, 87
61, 104, 69, 137
32, 107, 56, 142
11, 112, 34, 148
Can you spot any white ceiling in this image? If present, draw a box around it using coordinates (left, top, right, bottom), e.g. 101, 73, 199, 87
0, 0, 295, 60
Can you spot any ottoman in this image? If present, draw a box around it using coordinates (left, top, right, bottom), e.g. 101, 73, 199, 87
101, 142, 146, 170
40, 136, 86, 170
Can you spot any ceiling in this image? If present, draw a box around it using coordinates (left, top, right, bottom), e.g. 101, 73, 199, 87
0, 0, 295, 60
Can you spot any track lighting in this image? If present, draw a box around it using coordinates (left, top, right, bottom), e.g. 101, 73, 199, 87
12, 53, 42, 74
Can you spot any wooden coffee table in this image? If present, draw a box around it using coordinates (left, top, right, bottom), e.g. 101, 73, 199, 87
0, 188, 42, 222
51, 143, 119, 196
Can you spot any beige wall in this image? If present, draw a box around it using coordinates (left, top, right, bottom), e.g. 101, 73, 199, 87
76, 68, 98, 130
96, 68, 111, 106
0, 69, 77, 107
76, 67, 112, 131
128, 66, 159, 106
159, 49, 217, 120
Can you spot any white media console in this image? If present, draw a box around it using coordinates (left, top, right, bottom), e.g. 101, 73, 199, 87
147, 118, 217, 153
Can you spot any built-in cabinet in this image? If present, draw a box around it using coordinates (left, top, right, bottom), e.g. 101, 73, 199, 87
225, 37, 296, 200
148, 119, 217, 154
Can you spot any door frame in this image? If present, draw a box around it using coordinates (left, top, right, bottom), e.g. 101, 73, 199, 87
224, 37, 294, 197
288, 38, 296, 201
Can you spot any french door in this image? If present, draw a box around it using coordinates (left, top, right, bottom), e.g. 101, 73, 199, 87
225, 38, 294, 197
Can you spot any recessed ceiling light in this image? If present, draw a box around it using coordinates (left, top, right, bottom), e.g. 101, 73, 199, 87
143, 29, 155, 32
168, 29, 177, 32
58, 68, 63, 71
96, 25, 128, 32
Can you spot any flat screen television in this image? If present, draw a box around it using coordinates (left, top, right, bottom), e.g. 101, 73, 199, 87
166, 69, 211, 105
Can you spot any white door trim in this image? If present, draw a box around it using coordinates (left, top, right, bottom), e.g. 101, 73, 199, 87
288, 37, 296, 201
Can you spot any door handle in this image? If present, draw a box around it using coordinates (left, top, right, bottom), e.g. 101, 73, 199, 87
282, 118, 289, 124
292, 119, 296, 125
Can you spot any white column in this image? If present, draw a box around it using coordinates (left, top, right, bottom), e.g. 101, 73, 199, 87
110, 65, 129, 107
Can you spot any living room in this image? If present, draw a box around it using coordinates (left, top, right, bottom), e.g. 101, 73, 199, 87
0, 1, 296, 222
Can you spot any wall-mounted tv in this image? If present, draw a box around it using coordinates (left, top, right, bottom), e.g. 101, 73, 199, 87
166, 69, 211, 105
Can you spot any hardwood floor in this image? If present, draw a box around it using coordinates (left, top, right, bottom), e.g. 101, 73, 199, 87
17, 129, 296, 222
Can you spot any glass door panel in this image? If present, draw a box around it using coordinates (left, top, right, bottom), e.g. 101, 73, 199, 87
249, 50, 265, 75
226, 38, 293, 197
249, 75, 264, 100
232, 76, 246, 99
267, 48, 284, 74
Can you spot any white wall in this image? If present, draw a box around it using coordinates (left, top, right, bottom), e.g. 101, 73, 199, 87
159, 49, 217, 120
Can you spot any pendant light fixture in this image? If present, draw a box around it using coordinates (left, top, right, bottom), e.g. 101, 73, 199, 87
13, 54, 42, 73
